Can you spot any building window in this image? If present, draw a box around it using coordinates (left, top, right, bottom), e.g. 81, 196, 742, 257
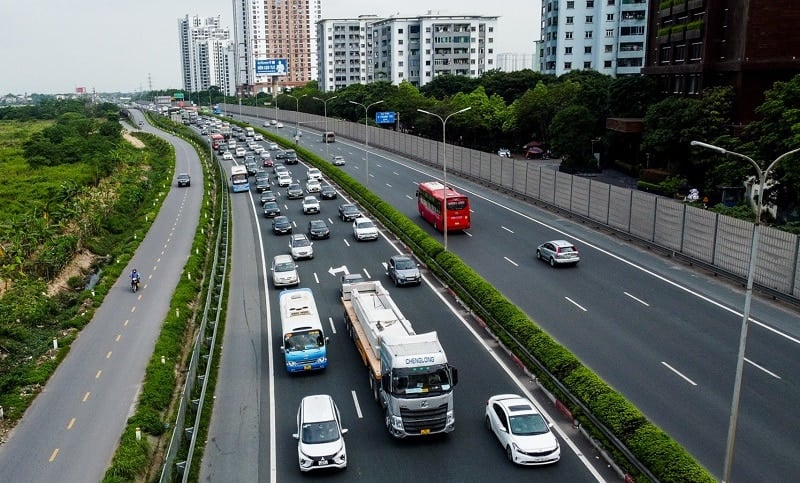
566, 31, 573, 39
566, 16, 574, 25
607, 0, 615, 4
605, 44, 613, 52
606, 14, 614, 21
606, 29, 614, 37
584, 61, 591, 69
689, 42, 703, 60
584, 46, 592, 54
674, 44, 686, 62
586, 16, 593, 23
587, 0, 594, 6
565, 61, 572, 69
566, 1, 574, 8
604, 60, 612, 68
585, 31, 593, 38
398, 28, 404, 34
660, 46, 671, 64
565, 46, 573, 54
398, 39, 403, 44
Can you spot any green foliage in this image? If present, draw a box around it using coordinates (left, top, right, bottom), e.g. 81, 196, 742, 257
550, 105, 597, 166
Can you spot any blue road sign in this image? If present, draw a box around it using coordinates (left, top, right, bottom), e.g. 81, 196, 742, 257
375, 111, 396, 124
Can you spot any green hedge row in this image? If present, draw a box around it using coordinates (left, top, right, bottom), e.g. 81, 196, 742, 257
257, 124, 715, 482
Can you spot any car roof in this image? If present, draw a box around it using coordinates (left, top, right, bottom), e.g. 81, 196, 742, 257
304, 196, 317, 201
273, 254, 293, 263
300, 394, 336, 423
354, 217, 371, 223
546, 240, 575, 247
490, 394, 540, 415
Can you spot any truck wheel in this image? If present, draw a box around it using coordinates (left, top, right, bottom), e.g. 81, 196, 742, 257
369, 371, 379, 402
385, 409, 391, 433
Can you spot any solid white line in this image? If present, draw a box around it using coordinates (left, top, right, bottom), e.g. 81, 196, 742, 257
328, 316, 337, 334
405, 194, 413, 200
504, 257, 519, 267
501, 226, 514, 233
624, 292, 650, 307
351, 390, 363, 418
363, 268, 372, 279
386, 183, 392, 188
463, 231, 473, 237
314, 273, 319, 284
565, 297, 588, 312
745, 357, 781, 379
661, 361, 698, 386
343, 239, 351, 247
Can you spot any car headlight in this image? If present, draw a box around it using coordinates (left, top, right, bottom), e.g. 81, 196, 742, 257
390, 415, 403, 430
299, 452, 313, 468
286, 360, 297, 366
317, 356, 327, 364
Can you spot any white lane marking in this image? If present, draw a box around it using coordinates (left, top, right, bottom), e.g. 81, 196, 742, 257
363, 268, 372, 279
405, 194, 413, 200
351, 390, 363, 419
745, 358, 781, 379
464, 231, 472, 237
328, 316, 337, 334
661, 362, 698, 386
393, 171, 400, 176
501, 226, 514, 233
624, 292, 650, 307
386, 183, 392, 188
343, 239, 351, 247
565, 297, 587, 312
314, 273, 320, 284
504, 257, 518, 267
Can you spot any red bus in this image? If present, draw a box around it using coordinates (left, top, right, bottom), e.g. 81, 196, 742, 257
416, 181, 471, 232
210, 133, 224, 150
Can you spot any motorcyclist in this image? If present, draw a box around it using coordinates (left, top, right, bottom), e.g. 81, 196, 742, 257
130, 269, 141, 289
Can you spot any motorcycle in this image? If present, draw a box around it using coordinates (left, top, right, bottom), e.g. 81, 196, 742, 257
131, 277, 140, 293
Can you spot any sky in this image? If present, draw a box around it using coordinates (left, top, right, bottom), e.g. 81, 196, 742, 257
1, 1, 540, 95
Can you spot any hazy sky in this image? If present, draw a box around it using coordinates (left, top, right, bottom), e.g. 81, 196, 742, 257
1, 1, 540, 95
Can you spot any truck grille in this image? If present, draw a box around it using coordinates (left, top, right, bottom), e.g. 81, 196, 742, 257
399, 404, 448, 434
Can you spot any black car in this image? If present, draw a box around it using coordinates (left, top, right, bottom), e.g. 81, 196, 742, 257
338, 203, 361, 221
275, 150, 287, 160
176, 173, 191, 187
263, 201, 281, 218
245, 161, 258, 176
320, 184, 337, 200
272, 215, 293, 234
256, 178, 270, 192
286, 183, 304, 199
259, 191, 277, 205
307, 219, 330, 239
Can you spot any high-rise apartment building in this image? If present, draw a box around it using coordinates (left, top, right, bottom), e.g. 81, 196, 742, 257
233, 0, 321, 95
496, 53, 537, 72
642, 0, 800, 123
371, 14, 498, 88
539, 0, 649, 77
316, 16, 382, 92
178, 15, 235, 96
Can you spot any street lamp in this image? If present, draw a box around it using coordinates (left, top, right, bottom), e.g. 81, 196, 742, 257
286, 94, 302, 145
314, 95, 338, 157
349, 100, 384, 187
417, 106, 472, 250
690, 140, 800, 483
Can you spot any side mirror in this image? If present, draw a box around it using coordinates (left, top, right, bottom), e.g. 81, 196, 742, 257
341, 428, 349, 435
451, 367, 459, 386
292, 433, 299, 440
280, 345, 285, 353
325, 336, 330, 343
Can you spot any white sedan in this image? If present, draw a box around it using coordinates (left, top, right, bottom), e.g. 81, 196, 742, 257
484, 394, 560, 465
277, 173, 292, 187
222, 152, 234, 160
306, 179, 321, 193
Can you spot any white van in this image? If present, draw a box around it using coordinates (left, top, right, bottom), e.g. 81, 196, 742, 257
293, 394, 348, 472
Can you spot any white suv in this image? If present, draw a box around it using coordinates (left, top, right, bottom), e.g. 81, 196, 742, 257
293, 394, 348, 472
352, 217, 379, 241
307, 167, 322, 180
302, 196, 320, 214
289, 234, 314, 260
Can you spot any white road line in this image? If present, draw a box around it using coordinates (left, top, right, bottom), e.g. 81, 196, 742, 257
344, 239, 351, 247
501, 226, 514, 233
463, 230, 473, 237
624, 292, 650, 307
564, 297, 587, 312
504, 257, 519, 267
745, 358, 781, 379
328, 316, 337, 334
392, 171, 400, 176
405, 194, 413, 200
314, 273, 320, 284
351, 390, 363, 418
661, 361, 698, 386
363, 268, 372, 279
386, 183, 392, 188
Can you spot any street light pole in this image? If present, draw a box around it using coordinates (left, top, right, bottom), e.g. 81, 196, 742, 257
287, 94, 301, 145
349, 100, 384, 188
314, 95, 338, 157
417, 106, 472, 250
690, 140, 800, 483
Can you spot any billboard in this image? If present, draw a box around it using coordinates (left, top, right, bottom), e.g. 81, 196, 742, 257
255, 58, 288, 75
375, 111, 396, 124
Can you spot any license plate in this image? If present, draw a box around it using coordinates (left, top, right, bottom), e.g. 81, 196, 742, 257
420, 428, 430, 435
304, 365, 311, 371
319, 460, 328, 465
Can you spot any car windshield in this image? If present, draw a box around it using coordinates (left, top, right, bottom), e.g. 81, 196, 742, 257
395, 259, 415, 270
310, 221, 325, 229
292, 238, 310, 247
509, 413, 549, 436
357, 221, 375, 229
275, 261, 295, 272
301, 420, 339, 444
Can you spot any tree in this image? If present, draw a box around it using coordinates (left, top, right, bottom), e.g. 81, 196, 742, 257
420, 74, 479, 100
514, 80, 581, 145
550, 105, 597, 168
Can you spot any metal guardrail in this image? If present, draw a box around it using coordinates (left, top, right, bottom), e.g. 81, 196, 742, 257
159, 155, 230, 482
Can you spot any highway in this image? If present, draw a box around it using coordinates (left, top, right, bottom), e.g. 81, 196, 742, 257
216, 115, 800, 481
201, 128, 607, 481
0, 113, 205, 482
